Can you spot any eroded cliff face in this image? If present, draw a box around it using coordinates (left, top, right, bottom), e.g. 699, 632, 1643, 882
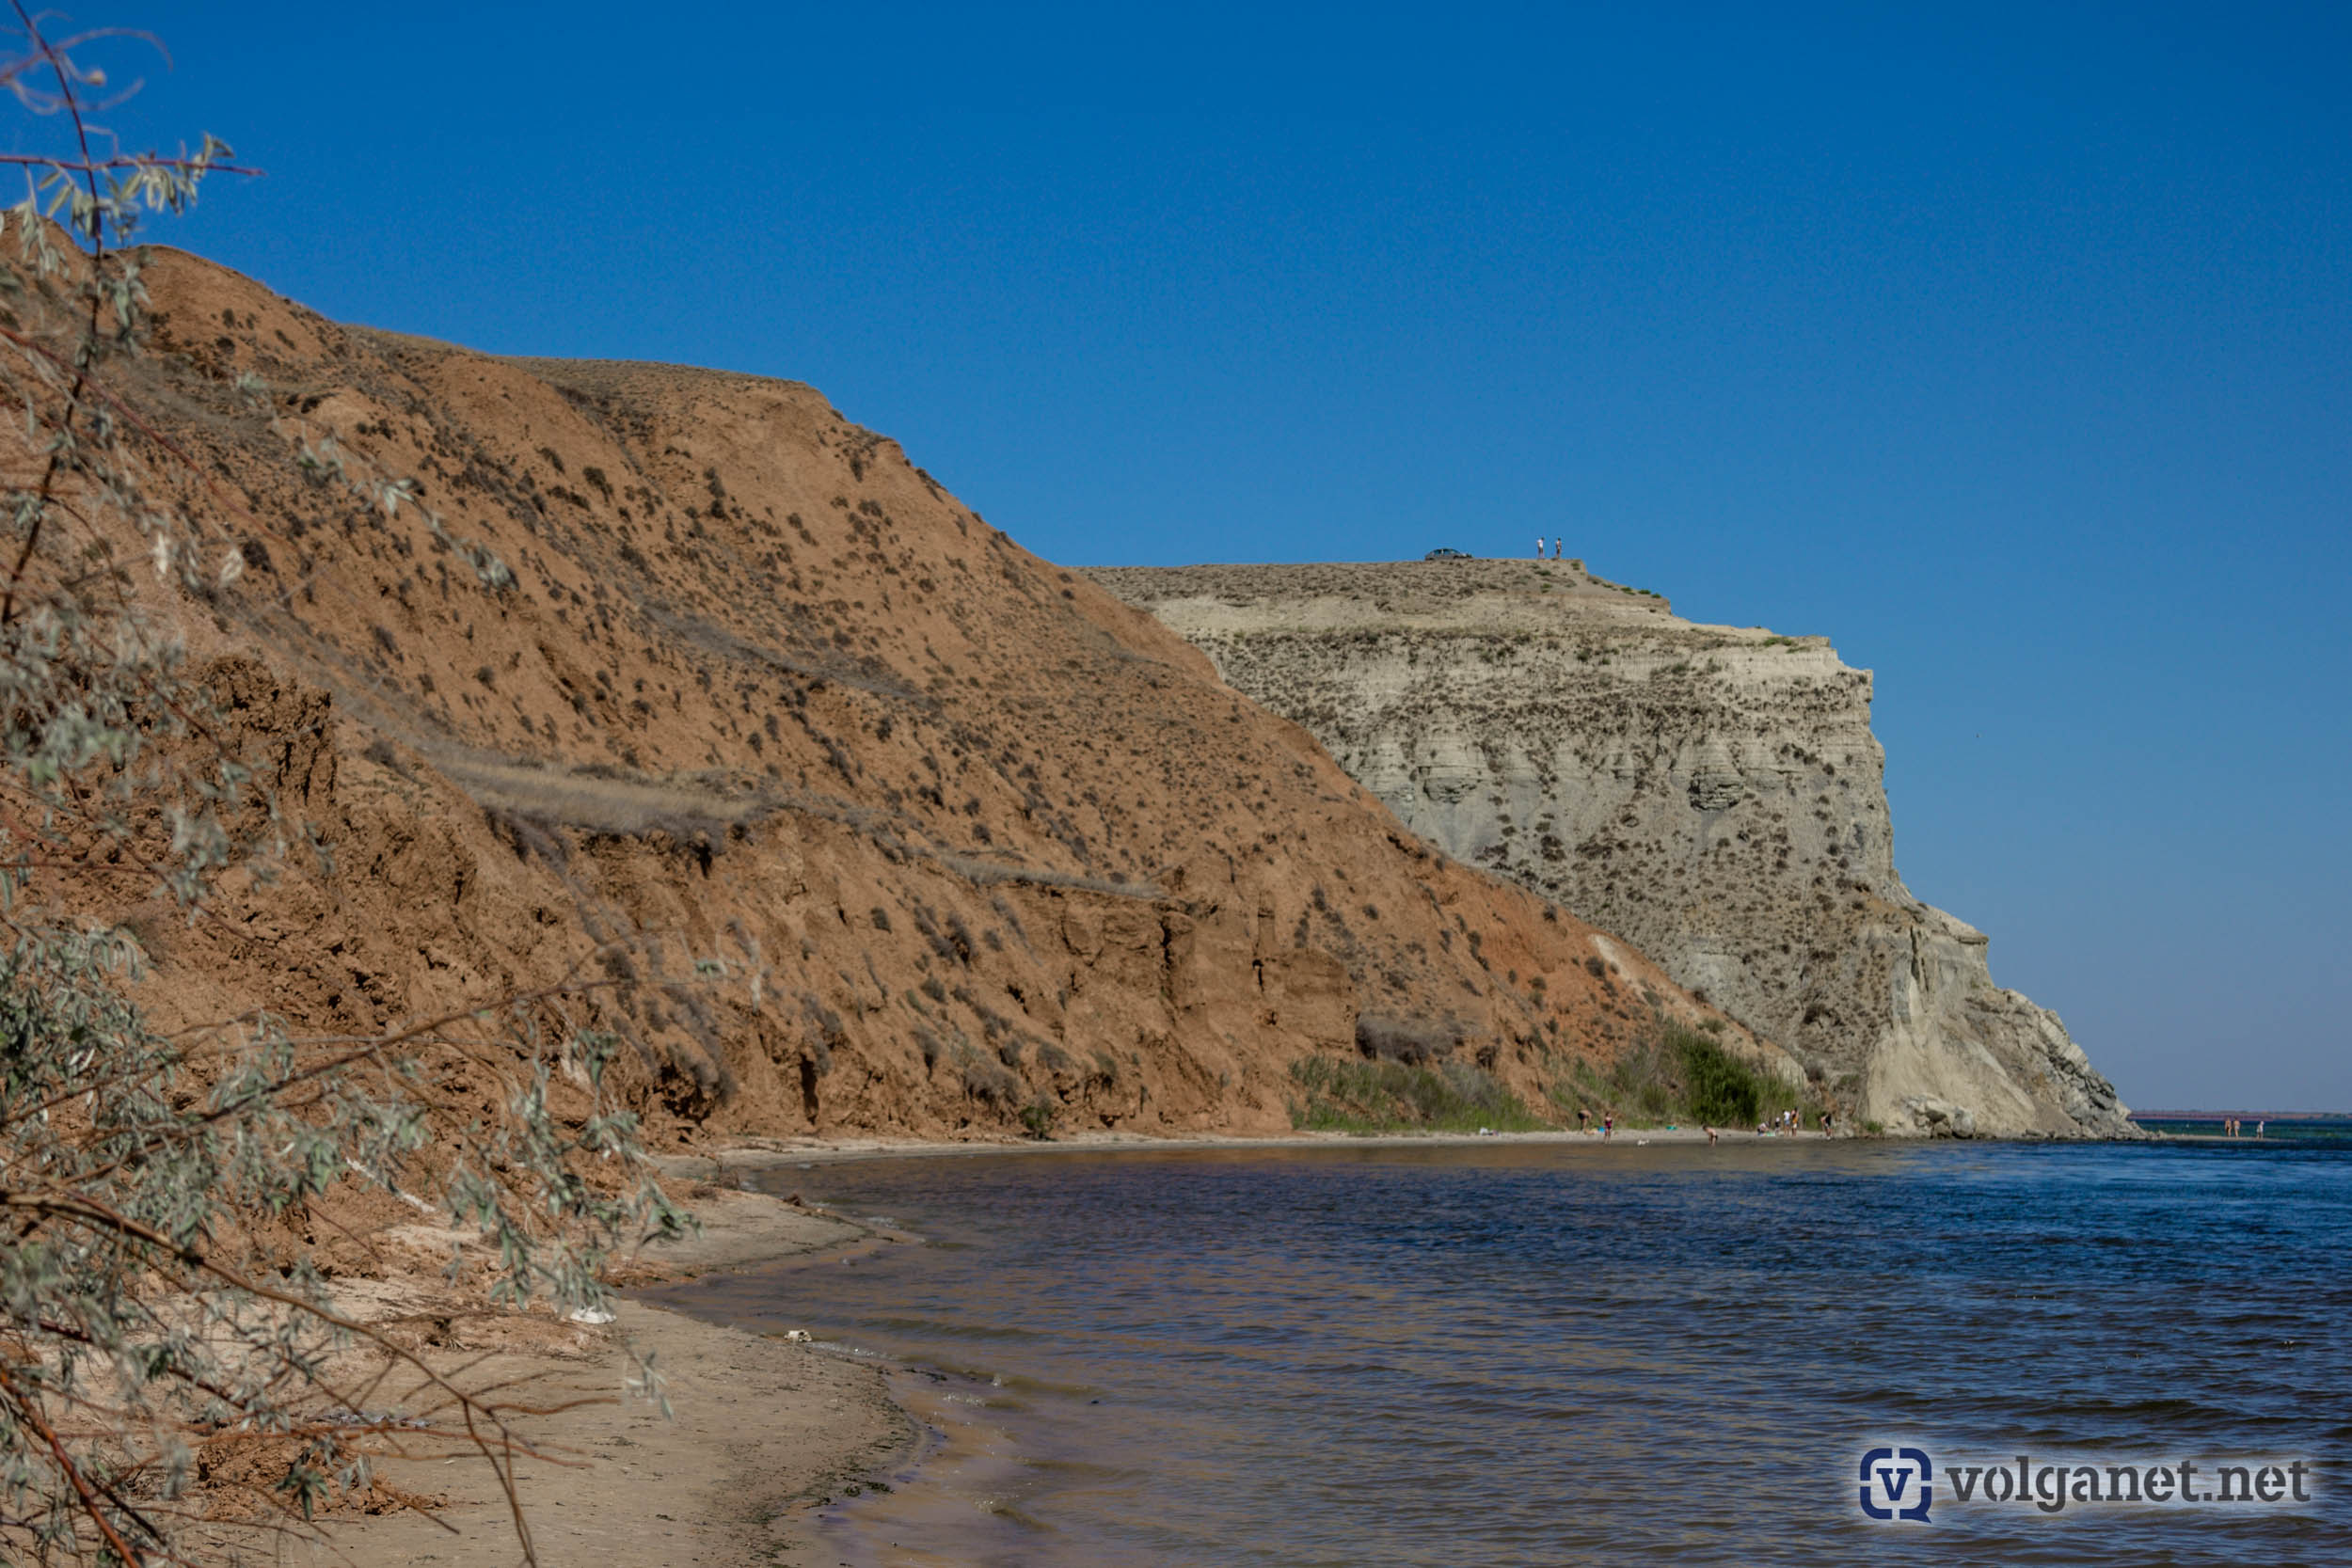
45, 248, 1767, 1150
1087, 560, 2133, 1138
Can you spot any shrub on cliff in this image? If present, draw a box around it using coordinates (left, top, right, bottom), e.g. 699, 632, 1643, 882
1671, 1023, 1766, 1126
0, 19, 679, 1566
1549, 1023, 1804, 1130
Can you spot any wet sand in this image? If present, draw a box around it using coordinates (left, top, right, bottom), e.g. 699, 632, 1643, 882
283, 1189, 908, 1568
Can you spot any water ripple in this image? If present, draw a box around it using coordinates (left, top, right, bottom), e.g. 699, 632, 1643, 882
649, 1139, 2352, 1567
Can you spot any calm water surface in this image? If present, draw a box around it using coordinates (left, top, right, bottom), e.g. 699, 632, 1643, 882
648, 1139, 2352, 1565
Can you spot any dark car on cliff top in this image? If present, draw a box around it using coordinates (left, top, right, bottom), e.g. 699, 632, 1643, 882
1423, 547, 1472, 561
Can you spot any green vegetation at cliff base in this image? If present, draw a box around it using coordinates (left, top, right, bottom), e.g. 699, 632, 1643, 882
1289, 1021, 1820, 1135
1288, 1057, 1549, 1133
1549, 1022, 1815, 1130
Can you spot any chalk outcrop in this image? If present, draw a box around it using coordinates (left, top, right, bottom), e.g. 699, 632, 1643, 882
1087, 560, 2134, 1138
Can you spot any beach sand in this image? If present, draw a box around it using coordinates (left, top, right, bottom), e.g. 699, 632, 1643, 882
275, 1189, 907, 1568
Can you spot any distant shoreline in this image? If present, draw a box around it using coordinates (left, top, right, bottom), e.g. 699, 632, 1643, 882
2130, 1109, 2351, 1120
2127, 1113, 2352, 1148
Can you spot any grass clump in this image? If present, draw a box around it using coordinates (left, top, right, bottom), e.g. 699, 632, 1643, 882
1019, 1097, 1057, 1140
1289, 1056, 1548, 1133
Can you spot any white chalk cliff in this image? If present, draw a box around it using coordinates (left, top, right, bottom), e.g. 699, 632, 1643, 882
1087, 559, 2133, 1138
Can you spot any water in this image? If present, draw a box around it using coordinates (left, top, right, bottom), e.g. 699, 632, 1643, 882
647, 1139, 2352, 1565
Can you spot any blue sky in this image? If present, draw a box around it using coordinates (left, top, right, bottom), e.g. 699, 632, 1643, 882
82, 3, 2351, 1108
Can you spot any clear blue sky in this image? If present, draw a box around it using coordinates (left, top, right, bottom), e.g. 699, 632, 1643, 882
88, 3, 2349, 1109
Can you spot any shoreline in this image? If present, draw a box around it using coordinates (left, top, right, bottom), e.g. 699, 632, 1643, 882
653, 1120, 2166, 1182
302, 1122, 2218, 1568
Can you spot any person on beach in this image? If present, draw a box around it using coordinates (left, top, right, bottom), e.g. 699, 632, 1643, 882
1601, 1113, 1613, 1140
1705, 1124, 1718, 1146
1577, 1107, 1591, 1133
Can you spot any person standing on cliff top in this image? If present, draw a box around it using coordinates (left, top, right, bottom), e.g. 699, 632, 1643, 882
1553, 537, 1563, 559
1535, 536, 1545, 559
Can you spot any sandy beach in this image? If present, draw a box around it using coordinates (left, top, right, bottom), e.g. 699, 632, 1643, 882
264, 1188, 903, 1568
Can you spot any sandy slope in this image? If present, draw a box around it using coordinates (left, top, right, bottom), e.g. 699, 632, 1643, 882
89, 244, 1772, 1151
